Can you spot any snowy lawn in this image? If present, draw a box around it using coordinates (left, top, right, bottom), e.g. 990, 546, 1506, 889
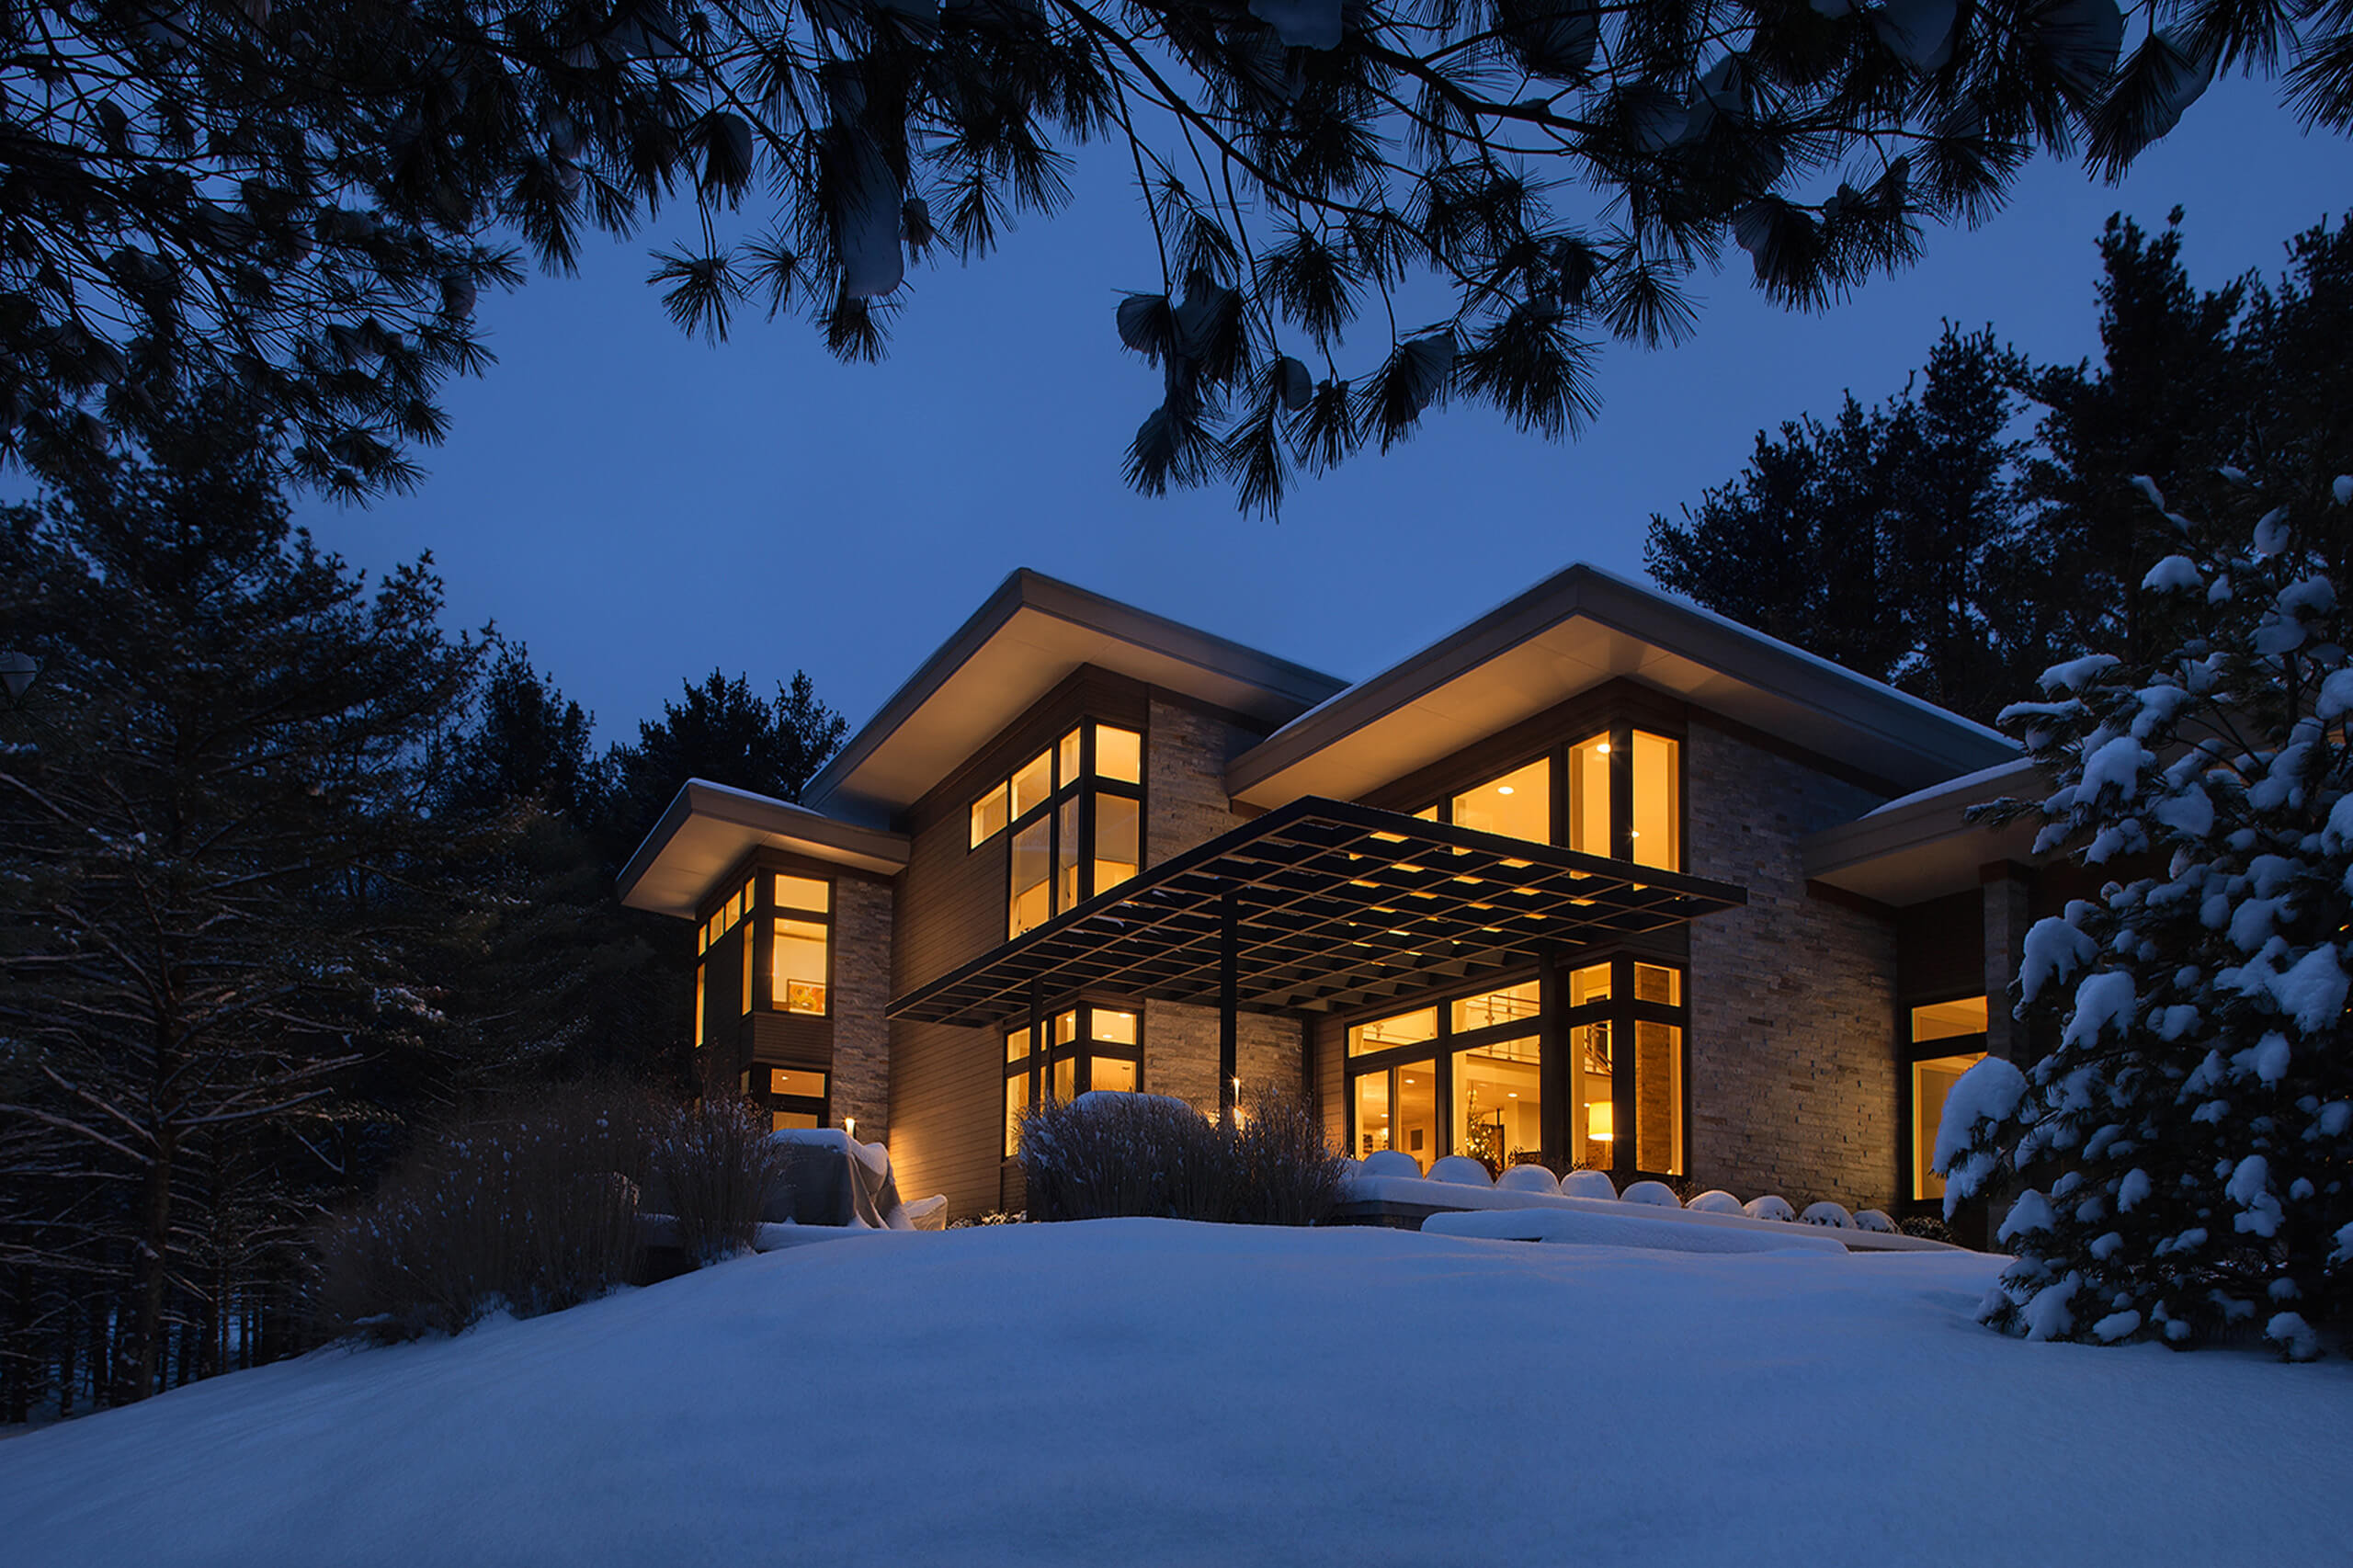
3, 1221, 2345, 1567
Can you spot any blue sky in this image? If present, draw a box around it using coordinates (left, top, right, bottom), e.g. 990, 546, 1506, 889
301, 75, 2352, 747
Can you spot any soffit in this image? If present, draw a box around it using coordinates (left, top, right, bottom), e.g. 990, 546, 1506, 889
1802, 759, 2046, 906
804, 570, 1347, 825
1227, 565, 2019, 809
618, 779, 911, 920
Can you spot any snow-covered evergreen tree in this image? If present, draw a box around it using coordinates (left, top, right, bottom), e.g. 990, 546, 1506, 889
1940, 467, 2353, 1358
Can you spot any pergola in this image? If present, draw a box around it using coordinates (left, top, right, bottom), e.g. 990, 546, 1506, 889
888, 796, 1748, 1120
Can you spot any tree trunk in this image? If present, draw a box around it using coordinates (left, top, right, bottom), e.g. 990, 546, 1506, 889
111, 1131, 175, 1404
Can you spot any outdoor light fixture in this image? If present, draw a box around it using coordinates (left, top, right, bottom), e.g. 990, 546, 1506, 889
844, 1117, 857, 1139
0, 651, 39, 703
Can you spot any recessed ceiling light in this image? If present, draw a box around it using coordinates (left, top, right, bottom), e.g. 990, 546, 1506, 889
1496, 785, 1514, 795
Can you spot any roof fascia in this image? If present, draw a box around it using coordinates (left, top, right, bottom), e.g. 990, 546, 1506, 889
1227, 563, 2016, 801
803, 568, 1347, 821
617, 778, 911, 917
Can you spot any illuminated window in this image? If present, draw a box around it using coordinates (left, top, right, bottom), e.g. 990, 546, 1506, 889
1631, 732, 1680, 870
1453, 1032, 1541, 1176
1002, 1003, 1143, 1155
1426, 726, 1679, 869
1348, 1006, 1438, 1056
756, 1065, 827, 1129
1354, 1059, 1438, 1169
970, 782, 1009, 848
774, 874, 830, 914
983, 721, 1148, 937
1451, 757, 1550, 845
1905, 995, 1991, 1199
1568, 733, 1610, 855
1097, 725, 1142, 785
1914, 1052, 1985, 1199
1452, 981, 1540, 1033
773, 919, 829, 1015
1912, 996, 1990, 1043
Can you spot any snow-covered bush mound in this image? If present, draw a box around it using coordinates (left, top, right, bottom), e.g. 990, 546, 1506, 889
1362, 1150, 1423, 1178
1561, 1170, 1618, 1199
1495, 1164, 1563, 1195
1853, 1210, 1897, 1234
1686, 1189, 1744, 1215
1940, 471, 2353, 1353
1621, 1180, 1682, 1208
1801, 1202, 1854, 1229
1426, 1156, 1495, 1187
1744, 1195, 1796, 1221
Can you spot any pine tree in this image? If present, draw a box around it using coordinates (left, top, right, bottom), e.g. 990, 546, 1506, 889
1643, 324, 2040, 722
2016, 210, 2248, 665
1941, 468, 2353, 1358
0, 384, 484, 1408
599, 670, 848, 857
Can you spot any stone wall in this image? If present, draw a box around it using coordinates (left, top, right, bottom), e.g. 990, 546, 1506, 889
1145, 698, 1256, 865
1142, 1000, 1302, 1116
1684, 720, 1902, 1210
829, 876, 894, 1140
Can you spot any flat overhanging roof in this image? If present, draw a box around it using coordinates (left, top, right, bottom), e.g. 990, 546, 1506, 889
1227, 564, 2018, 808
804, 570, 1347, 825
1802, 758, 2045, 905
618, 779, 911, 919
887, 798, 1746, 1027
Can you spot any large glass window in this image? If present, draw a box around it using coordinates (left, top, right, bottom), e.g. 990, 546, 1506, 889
1346, 960, 1688, 1179
1003, 1002, 1144, 1157
1451, 757, 1550, 844
1417, 724, 1680, 872
767, 874, 835, 1017
1907, 995, 1990, 1199
975, 722, 1147, 938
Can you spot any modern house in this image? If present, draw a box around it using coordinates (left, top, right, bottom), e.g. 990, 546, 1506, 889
618, 564, 2083, 1223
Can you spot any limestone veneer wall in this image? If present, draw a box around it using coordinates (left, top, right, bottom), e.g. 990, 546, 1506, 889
829, 876, 893, 1141
1142, 1000, 1302, 1116
1684, 720, 1901, 1210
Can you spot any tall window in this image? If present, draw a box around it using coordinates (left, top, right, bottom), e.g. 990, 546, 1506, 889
1003, 1003, 1142, 1156
694, 876, 756, 1045
1908, 995, 1989, 1200
971, 722, 1144, 938
769, 874, 833, 1017
1419, 724, 1680, 871
1344, 960, 1688, 1178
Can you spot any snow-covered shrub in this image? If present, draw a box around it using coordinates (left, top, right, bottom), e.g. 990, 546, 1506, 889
1561, 1169, 1619, 1199
1360, 1149, 1423, 1178
1017, 1085, 1342, 1225
1800, 1201, 1855, 1229
1427, 1156, 1495, 1187
1621, 1180, 1683, 1208
1943, 471, 2353, 1356
1854, 1210, 1898, 1234
316, 1084, 659, 1342
1686, 1189, 1745, 1214
1743, 1195, 1796, 1221
1496, 1165, 1564, 1196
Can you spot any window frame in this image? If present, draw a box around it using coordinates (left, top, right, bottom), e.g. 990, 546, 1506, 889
1002, 998, 1146, 1158
1414, 721, 1686, 873
1899, 990, 1993, 1206
744, 1065, 830, 1130
767, 872, 835, 1020
1340, 955, 1691, 1180
971, 719, 1147, 940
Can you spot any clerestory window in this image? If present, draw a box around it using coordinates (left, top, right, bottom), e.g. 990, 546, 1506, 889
1419, 726, 1680, 871
970, 722, 1143, 939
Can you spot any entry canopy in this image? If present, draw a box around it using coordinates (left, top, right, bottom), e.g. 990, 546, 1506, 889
888, 797, 1747, 1027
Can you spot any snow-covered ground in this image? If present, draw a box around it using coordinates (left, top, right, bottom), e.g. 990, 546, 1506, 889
3, 1221, 2344, 1567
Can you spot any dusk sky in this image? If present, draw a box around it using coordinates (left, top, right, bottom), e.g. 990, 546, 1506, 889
301, 76, 2352, 750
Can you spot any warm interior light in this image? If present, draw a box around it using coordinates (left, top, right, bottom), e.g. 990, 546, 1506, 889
1589, 1102, 1614, 1141
1495, 785, 1514, 795
1506, 1091, 1518, 1098
1594, 742, 1611, 755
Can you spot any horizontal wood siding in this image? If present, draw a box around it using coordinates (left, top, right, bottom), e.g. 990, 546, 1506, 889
885, 1017, 1004, 1220
1315, 1014, 1347, 1155
748, 1013, 831, 1069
